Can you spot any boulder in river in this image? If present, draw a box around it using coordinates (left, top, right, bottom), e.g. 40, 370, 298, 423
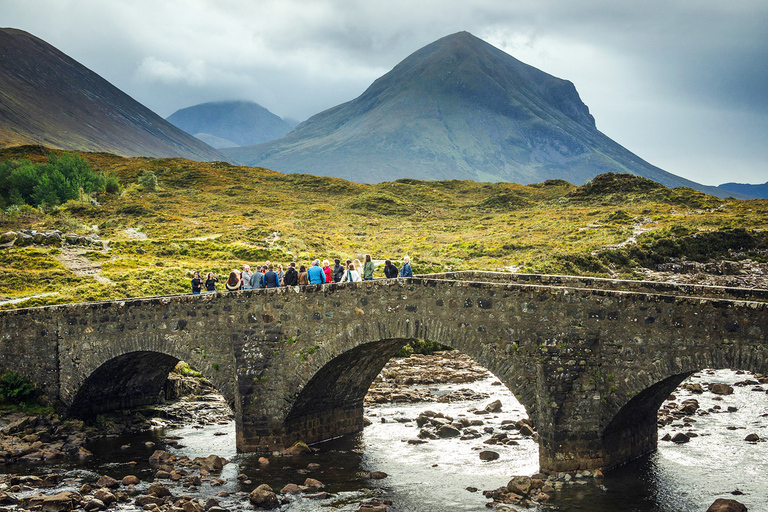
744, 433, 760, 442
710, 383, 734, 395
147, 482, 172, 498
249, 484, 279, 509
507, 476, 532, 495
95, 475, 119, 489
304, 477, 324, 489
282, 441, 311, 456
437, 425, 461, 438
484, 400, 503, 413
706, 498, 748, 512
479, 450, 500, 461
671, 433, 690, 444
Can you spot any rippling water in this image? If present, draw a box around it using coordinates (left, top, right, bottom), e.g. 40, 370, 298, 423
2, 369, 766, 512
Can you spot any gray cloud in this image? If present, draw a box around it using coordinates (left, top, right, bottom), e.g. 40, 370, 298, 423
3, 0, 766, 185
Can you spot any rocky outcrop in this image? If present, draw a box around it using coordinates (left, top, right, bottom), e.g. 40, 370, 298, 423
3, 230, 102, 247
706, 498, 748, 512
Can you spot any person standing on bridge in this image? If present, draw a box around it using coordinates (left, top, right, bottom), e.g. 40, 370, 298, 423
322, 259, 333, 283
341, 261, 362, 283
399, 255, 413, 277
383, 259, 398, 278
283, 262, 299, 286
298, 264, 309, 285
332, 258, 344, 282
262, 265, 280, 288
307, 259, 325, 285
191, 271, 202, 294
205, 272, 218, 292
225, 270, 241, 291
363, 254, 375, 281
241, 265, 254, 291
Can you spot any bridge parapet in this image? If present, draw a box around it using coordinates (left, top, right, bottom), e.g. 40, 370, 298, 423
419, 271, 768, 302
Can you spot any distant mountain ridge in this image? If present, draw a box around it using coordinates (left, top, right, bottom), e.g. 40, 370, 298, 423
0, 28, 224, 161
224, 31, 740, 199
717, 182, 768, 199
166, 101, 293, 148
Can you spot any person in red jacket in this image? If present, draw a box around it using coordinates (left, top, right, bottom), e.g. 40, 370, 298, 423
322, 259, 332, 283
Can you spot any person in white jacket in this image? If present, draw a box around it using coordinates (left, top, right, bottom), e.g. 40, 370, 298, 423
341, 262, 362, 283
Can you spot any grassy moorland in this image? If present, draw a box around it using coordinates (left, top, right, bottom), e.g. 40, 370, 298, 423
1, 145, 767, 310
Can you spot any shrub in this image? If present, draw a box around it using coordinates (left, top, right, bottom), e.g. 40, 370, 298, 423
0, 153, 106, 207
105, 174, 121, 194
0, 372, 36, 405
395, 339, 450, 357
138, 170, 158, 191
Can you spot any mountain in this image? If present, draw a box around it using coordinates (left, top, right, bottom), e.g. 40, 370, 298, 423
717, 182, 767, 199
166, 100, 293, 148
223, 31, 737, 199
0, 28, 224, 161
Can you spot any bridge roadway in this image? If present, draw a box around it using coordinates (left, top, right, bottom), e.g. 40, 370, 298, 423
1, 271, 767, 473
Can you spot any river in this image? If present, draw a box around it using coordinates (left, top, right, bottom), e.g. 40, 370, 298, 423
1, 367, 766, 511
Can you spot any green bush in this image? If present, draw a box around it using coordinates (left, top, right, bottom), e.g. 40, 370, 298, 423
138, 169, 158, 191
0, 372, 36, 405
0, 153, 107, 207
105, 174, 121, 194
395, 339, 450, 357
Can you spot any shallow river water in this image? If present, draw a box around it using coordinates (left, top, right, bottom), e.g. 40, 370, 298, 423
2, 369, 766, 512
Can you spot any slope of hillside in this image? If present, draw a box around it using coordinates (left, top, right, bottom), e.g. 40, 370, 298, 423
1, 146, 766, 309
166, 101, 292, 148
224, 31, 738, 199
0, 28, 224, 161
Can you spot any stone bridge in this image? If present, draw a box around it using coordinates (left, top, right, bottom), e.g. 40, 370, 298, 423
1, 271, 767, 473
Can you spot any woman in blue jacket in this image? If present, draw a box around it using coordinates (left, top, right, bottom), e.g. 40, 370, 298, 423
399, 255, 413, 277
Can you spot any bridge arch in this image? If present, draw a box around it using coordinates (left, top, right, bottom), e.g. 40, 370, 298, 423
599, 344, 768, 470
236, 302, 542, 455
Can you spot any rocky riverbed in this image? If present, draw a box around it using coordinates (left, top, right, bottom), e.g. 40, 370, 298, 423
0, 354, 764, 512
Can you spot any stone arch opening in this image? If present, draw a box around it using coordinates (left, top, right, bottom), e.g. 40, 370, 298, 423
601, 372, 694, 470
280, 338, 534, 450
67, 350, 227, 418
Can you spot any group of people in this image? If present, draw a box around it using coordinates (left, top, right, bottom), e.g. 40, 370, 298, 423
191, 255, 413, 294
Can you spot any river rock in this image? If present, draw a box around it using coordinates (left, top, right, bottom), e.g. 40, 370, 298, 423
282, 441, 311, 455
93, 489, 116, 506
41, 491, 82, 512
95, 475, 119, 489
706, 498, 748, 512
671, 433, 690, 444
507, 476, 532, 495
484, 399, 503, 413
76, 446, 93, 458
357, 499, 389, 512
83, 498, 105, 511
710, 383, 734, 395
134, 495, 165, 507
280, 483, 302, 494
745, 433, 760, 442
147, 482, 172, 498
304, 477, 323, 489
249, 484, 279, 509
479, 450, 500, 461
148, 449, 174, 464
437, 425, 461, 438
0, 492, 19, 505
121, 475, 139, 486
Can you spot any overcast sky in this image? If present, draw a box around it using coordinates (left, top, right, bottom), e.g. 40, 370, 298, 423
4, 0, 767, 185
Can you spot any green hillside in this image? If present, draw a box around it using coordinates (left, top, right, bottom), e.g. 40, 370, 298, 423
1, 146, 766, 310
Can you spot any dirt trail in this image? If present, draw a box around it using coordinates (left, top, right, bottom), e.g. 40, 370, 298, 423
54, 243, 114, 285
